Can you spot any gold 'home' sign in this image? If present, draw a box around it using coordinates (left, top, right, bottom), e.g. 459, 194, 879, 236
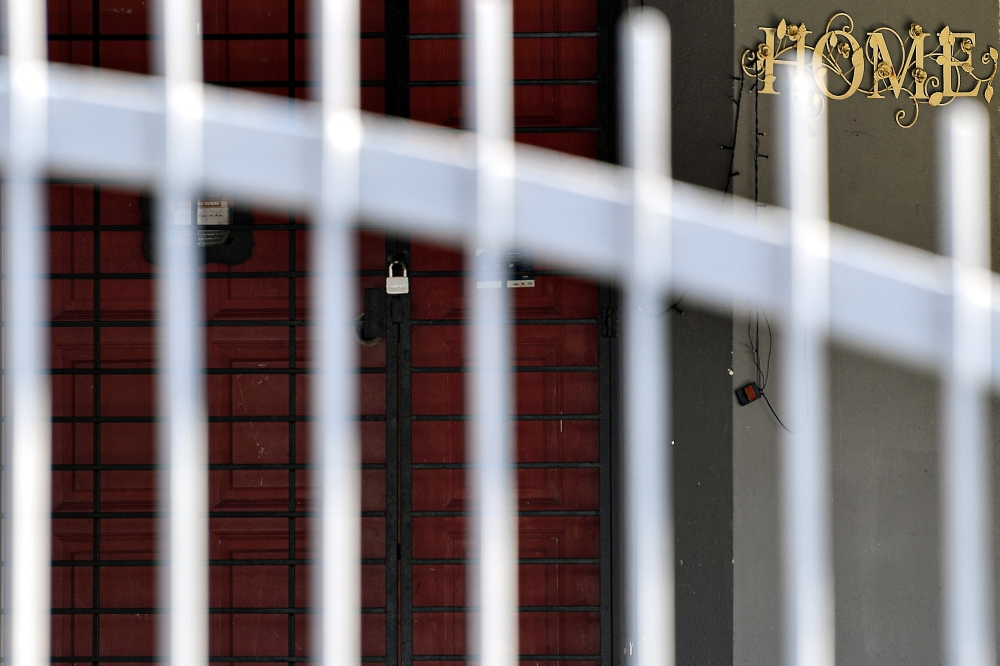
742, 13, 999, 127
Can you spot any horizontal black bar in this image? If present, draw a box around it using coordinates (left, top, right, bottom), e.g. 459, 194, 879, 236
24, 414, 586, 425
49, 321, 309, 328
43, 318, 599, 328
49, 558, 386, 566
49, 368, 386, 376
50, 650, 594, 660
52, 658, 321, 663
48, 272, 314, 280
48, 368, 318, 375
53, 646, 594, 660
410, 319, 598, 325
46, 557, 597, 566
202, 79, 601, 90
412, 606, 598, 613
206, 80, 384, 88
408, 79, 597, 87
412, 558, 599, 564
411, 414, 599, 421
411, 462, 598, 469
381, 269, 593, 278
56, 463, 388, 471
412, 366, 597, 373
46, 366, 596, 376
50, 509, 587, 519
46, 32, 386, 40
49, 415, 386, 423
514, 126, 599, 134
51, 510, 384, 519
407, 31, 598, 39
210, 658, 315, 663
51, 461, 591, 471
44, 224, 308, 232
45, 30, 597, 41
51, 607, 388, 615
45, 269, 589, 279
411, 510, 598, 517
412, 656, 599, 661
51, 605, 593, 615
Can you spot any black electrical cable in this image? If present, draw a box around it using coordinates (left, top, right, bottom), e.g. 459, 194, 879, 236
760, 391, 793, 432
663, 291, 687, 316
746, 305, 800, 433
638, 290, 688, 317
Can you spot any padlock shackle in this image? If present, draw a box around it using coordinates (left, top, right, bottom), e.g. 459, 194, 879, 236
388, 260, 407, 277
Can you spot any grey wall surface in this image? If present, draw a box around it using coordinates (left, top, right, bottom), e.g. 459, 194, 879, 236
629, 0, 737, 663
731, 0, 1000, 664
734, 330, 944, 665
671, 306, 735, 666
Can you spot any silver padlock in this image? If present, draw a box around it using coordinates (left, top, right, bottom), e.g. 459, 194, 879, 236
386, 260, 409, 295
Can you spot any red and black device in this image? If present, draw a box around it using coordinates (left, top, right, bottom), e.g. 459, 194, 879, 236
735, 382, 762, 406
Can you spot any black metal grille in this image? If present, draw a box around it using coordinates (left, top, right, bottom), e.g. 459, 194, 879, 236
45, 2, 619, 666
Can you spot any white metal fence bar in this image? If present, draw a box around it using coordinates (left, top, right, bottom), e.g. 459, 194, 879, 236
5, 10, 1000, 666
312, 2, 362, 666
940, 101, 995, 666
781, 75, 833, 666
155, 2, 210, 666
620, 10, 673, 666
464, 0, 518, 662
5, 4, 51, 666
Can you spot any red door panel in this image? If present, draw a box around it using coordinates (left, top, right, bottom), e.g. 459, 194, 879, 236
411, 563, 599, 606
411, 612, 601, 656
408, 237, 601, 664
519, 611, 601, 654
412, 517, 600, 558
412, 420, 598, 463
411, 371, 598, 415
411, 324, 600, 367
404, 36, 610, 85
412, 612, 465, 654
412, 468, 599, 511
50, 190, 390, 666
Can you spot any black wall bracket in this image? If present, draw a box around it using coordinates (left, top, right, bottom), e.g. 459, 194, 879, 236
355, 287, 387, 346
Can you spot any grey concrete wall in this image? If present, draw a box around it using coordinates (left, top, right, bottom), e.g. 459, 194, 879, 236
731, 0, 1000, 664
630, 0, 737, 663
734, 330, 943, 665
672, 306, 735, 666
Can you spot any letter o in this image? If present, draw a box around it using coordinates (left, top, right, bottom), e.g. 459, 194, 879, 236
812, 30, 864, 99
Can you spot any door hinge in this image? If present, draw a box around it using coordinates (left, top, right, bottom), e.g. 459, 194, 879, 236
600, 307, 618, 338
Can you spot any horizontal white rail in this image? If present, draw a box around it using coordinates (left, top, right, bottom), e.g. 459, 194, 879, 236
0, 59, 985, 382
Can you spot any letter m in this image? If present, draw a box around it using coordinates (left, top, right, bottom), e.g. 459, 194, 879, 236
867, 30, 929, 99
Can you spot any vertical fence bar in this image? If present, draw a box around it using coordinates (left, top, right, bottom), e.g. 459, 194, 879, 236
940, 100, 994, 666
5, 1, 51, 666
619, 10, 672, 666
781, 73, 832, 666
155, 0, 208, 665
463, 0, 517, 661
311, 0, 362, 665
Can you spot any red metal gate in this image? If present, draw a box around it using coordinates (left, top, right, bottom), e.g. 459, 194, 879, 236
47, 1, 613, 665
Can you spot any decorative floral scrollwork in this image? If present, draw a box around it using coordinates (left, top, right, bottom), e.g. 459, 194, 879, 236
741, 13, 999, 128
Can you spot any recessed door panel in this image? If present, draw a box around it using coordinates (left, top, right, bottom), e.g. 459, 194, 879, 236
405, 239, 605, 666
